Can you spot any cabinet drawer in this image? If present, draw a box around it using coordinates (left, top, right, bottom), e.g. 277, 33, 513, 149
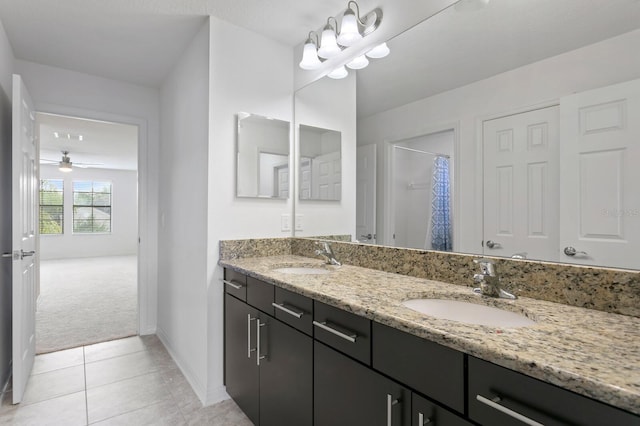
313, 301, 371, 365
412, 393, 473, 426
273, 287, 313, 336
223, 269, 247, 301
247, 276, 274, 315
468, 356, 640, 426
372, 322, 465, 414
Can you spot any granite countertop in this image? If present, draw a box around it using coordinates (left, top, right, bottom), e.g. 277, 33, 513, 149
219, 255, 640, 416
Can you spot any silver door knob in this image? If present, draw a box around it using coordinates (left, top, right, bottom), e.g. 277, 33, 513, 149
485, 240, 501, 249
21, 250, 36, 259
564, 246, 587, 257
360, 234, 373, 240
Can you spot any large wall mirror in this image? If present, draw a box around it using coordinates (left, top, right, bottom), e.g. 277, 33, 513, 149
236, 112, 291, 199
293, 0, 640, 270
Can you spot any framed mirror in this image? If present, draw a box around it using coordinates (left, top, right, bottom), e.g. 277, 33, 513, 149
236, 112, 291, 199
299, 124, 342, 201
293, 0, 640, 270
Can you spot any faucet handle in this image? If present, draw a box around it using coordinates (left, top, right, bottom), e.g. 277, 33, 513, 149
473, 258, 496, 276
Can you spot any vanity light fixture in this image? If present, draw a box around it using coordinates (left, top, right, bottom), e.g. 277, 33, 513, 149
299, 1, 385, 77
365, 42, 390, 59
346, 54, 369, 70
327, 66, 349, 79
299, 32, 323, 70
318, 17, 341, 59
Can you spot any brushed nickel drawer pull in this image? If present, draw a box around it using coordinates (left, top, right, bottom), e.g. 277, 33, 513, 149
387, 394, 399, 426
272, 302, 304, 318
476, 394, 544, 426
223, 279, 243, 290
313, 320, 357, 343
418, 412, 431, 425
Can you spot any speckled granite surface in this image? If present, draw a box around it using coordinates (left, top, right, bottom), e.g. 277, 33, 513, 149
219, 254, 640, 416
221, 238, 640, 317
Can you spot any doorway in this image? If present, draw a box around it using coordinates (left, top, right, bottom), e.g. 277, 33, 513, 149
387, 130, 455, 250
36, 112, 139, 354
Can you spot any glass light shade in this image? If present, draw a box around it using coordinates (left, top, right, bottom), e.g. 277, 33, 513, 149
327, 66, 348, 79
365, 42, 390, 59
299, 42, 322, 70
59, 162, 72, 172
337, 11, 362, 46
346, 55, 369, 70
318, 27, 341, 59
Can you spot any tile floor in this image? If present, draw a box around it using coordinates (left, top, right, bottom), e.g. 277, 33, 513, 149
0, 336, 252, 425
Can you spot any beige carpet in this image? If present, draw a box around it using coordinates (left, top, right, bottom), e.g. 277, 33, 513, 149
36, 255, 137, 354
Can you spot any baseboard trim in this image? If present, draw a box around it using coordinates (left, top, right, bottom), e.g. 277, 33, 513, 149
204, 385, 229, 406
156, 327, 206, 404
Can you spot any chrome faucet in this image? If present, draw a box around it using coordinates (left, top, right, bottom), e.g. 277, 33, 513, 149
473, 258, 516, 299
315, 242, 341, 266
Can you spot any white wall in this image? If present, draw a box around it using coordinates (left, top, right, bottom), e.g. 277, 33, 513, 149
0, 17, 13, 392
295, 75, 357, 237
39, 165, 138, 260
15, 60, 160, 335
358, 29, 640, 254
207, 16, 293, 404
158, 20, 210, 403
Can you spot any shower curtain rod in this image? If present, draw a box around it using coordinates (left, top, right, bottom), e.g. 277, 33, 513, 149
393, 145, 450, 158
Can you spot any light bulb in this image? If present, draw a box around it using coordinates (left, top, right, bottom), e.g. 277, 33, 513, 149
318, 25, 341, 59
327, 66, 348, 79
337, 9, 362, 46
346, 55, 369, 70
299, 41, 322, 70
365, 42, 390, 59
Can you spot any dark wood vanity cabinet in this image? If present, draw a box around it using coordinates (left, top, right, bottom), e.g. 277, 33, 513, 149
223, 268, 640, 426
224, 277, 312, 426
468, 356, 640, 426
315, 341, 411, 426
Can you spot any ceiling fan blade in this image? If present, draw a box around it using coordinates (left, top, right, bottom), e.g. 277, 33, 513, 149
40, 159, 58, 164
74, 163, 104, 168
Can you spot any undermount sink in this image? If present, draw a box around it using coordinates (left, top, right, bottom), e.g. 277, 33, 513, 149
272, 266, 333, 275
402, 299, 536, 328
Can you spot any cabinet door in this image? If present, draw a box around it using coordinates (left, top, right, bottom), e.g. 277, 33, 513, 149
315, 342, 411, 426
412, 393, 473, 426
469, 356, 640, 426
260, 318, 313, 426
224, 293, 259, 424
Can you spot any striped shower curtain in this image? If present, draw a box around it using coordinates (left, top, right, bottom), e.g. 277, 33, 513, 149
430, 156, 452, 251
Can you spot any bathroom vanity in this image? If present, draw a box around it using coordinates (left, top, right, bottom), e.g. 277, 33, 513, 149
220, 248, 640, 426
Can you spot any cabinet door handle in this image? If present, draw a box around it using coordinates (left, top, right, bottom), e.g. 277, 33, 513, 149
312, 320, 357, 343
223, 279, 243, 290
247, 315, 256, 358
256, 319, 266, 366
272, 302, 304, 318
476, 395, 544, 426
386, 394, 399, 426
418, 412, 431, 425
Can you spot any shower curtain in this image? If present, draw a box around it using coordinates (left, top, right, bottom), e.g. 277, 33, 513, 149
429, 156, 452, 251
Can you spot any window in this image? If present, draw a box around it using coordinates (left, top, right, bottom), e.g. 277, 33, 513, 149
73, 181, 112, 233
39, 179, 64, 234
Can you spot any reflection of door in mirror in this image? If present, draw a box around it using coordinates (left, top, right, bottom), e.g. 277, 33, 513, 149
559, 78, 640, 270
386, 131, 454, 250
258, 152, 289, 198
298, 124, 342, 201
483, 106, 560, 262
356, 144, 376, 243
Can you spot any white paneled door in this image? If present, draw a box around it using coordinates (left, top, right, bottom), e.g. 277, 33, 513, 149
11, 74, 38, 403
483, 106, 560, 261
559, 79, 640, 269
356, 144, 376, 243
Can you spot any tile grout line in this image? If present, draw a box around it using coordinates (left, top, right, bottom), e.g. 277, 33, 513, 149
83, 346, 89, 425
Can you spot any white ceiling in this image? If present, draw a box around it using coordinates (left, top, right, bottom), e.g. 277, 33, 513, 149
356, 0, 640, 118
38, 113, 138, 171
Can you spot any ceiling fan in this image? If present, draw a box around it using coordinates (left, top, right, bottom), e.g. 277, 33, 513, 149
40, 150, 103, 172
